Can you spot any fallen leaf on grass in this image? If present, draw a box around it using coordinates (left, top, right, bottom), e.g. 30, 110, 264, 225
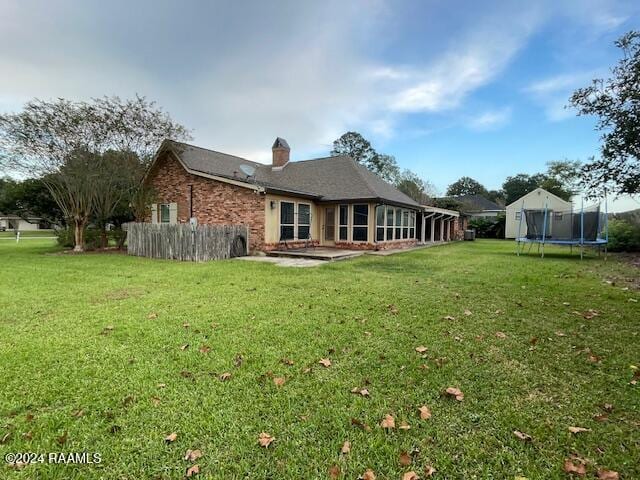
157, 383, 166, 388
593, 413, 608, 422
351, 387, 370, 397
513, 430, 532, 441
273, 377, 286, 387
380, 414, 395, 429
147, 312, 158, 319
185, 464, 200, 477
341, 440, 351, 454
219, 372, 232, 381
399, 421, 411, 430
319, 358, 332, 367
495, 331, 507, 339
281, 358, 294, 366
587, 354, 601, 363
445, 387, 464, 401
351, 418, 372, 432
180, 344, 190, 351
568, 426, 591, 434
165, 432, 177, 443
71, 409, 84, 417
415, 346, 428, 354
258, 432, 274, 448
199, 345, 211, 354
464, 309, 473, 316
402, 472, 419, 480
555, 331, 566, 337
361, 469, 376, 480
443, 315, 456, 321
424, 465, 436, 477
418, 405, 432, 420
563, 459, 586, 476
151, 396, 161, 406
22, 431, 32, 440
329, 465, 341, 479
8, 461, 27, 470
184, 449, 203, 461
399, 451, 412, 466
597, 469, 619, 480
56, 431, 67, 445
388, 304, 399, 315
602, 403, 613, 412
1, 432, 11, 444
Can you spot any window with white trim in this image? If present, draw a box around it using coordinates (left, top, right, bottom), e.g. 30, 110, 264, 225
409, 211, 415, 238
402, 210, 409, 239
280, 202, 295, 240
352, 204, 368, 242
386, 206, 394, 240
375, 205, 385, 242
159, 204, 171, 223
515, 211, 522, 220
339, 205, 349, 241
298, 203, 311, 240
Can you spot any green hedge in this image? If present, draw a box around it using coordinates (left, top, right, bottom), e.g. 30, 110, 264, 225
607, 219, 640, 252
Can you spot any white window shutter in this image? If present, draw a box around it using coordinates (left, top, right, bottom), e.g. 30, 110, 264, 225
169, 203, 178, 224
151, 204, 158, 224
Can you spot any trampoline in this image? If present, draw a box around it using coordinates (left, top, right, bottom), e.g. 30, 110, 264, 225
515, 198, 608, 259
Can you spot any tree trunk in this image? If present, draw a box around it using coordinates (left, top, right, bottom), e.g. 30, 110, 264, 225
100, 227, 108, 249
73, 219, 85, 252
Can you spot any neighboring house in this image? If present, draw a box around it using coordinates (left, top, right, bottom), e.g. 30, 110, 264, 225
144, 138, 464, 253
0, 214, 42, 231
448, 194, 504, 218
505, 187, 572, 238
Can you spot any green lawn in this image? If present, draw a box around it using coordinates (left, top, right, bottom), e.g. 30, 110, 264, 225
0, 240, 638, 479
0, 229, 55, 238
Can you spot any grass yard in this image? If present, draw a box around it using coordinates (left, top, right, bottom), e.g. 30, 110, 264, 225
0, 230, 55, 238
0, 240, 638, 479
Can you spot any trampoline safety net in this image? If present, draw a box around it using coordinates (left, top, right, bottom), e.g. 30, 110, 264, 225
519, 205, 607, 243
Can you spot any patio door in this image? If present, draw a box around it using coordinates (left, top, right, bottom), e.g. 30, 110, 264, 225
324, 207, 336, 244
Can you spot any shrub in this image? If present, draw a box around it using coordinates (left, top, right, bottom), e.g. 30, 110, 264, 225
54, 226, 102, 250
55, 227, 75, 248
607, 219, 640, 252
469, 214, 505, 238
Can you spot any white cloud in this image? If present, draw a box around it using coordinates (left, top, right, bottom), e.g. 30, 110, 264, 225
525, 71, 601, 121
467, 107, 512, 130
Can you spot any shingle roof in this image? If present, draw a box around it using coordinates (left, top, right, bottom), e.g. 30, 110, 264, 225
162, 140, 420, 208
447, 194, 503, 211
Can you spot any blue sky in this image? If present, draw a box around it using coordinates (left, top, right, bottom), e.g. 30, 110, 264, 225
1, 0, 639, 197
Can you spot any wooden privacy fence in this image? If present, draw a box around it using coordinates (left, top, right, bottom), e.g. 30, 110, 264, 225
126, 223, 249, 261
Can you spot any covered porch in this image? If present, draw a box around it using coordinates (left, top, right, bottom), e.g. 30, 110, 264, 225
417, 206, 460, 244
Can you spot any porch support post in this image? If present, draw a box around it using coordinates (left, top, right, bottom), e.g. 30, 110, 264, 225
421, 212, 427, 244
430, 216, 435, 242
440, 217, 444, 242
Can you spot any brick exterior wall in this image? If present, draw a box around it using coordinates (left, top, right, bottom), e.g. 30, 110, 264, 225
145, 152, 266, 252
334, 239, 418, 250
264, 240, 320, 251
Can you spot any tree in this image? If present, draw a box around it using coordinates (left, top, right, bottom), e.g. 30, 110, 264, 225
446, 177, 489, 197
395, 169, 437, 204
546, 159, 581, 195
502, 174, 543, 205
487, 189, 505, 206
331, 131, 377, 166
569, 31, 640, 195
369, 153, 400, 183
0, 96, 190, 251
0, 177, 64, 226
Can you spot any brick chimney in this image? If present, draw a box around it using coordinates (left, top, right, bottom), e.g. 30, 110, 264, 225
272, 137, 290, 168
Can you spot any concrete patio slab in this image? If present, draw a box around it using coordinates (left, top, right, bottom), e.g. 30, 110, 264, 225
237, 256, 326, 267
